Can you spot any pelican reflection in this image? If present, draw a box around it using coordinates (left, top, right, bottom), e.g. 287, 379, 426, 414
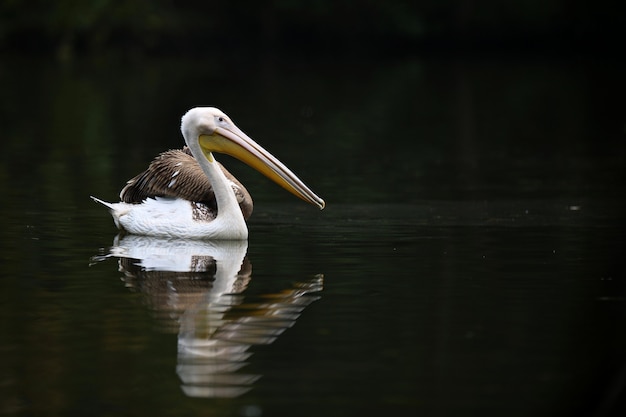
95, 234, 323, 398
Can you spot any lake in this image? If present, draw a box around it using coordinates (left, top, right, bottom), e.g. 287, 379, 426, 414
0, 52, 624, 416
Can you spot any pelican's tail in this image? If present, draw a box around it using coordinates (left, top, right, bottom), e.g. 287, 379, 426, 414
91, 196, 130, 231
90, 196, 116, 210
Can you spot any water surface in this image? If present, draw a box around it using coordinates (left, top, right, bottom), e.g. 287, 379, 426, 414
0, 54, 624, 416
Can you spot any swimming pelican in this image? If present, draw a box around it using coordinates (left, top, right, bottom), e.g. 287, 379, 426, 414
91, 107, 325, 239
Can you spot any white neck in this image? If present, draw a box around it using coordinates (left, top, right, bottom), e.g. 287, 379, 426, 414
185, 137, 248, 239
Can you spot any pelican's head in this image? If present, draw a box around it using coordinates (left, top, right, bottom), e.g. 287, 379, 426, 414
181, 107, 230, 145
181, 107, 325, 210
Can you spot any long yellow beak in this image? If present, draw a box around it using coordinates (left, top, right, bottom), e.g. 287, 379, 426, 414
198, 127, 325, 210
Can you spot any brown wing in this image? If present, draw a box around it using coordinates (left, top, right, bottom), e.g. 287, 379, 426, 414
120, 147, 253, 220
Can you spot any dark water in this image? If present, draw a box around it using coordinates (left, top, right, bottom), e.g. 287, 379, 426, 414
0, 54, 625, 416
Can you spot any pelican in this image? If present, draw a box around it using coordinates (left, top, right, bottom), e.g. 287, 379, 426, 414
91, 107, 325, 239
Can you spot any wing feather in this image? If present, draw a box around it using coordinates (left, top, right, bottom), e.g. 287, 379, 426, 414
120, 147, 253, 220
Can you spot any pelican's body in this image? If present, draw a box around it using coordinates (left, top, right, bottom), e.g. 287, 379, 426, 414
92, 107, 324, 239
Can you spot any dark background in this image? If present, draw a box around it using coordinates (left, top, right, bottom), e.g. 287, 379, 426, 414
1, 3, 625, 416
2, 0, 625, 58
